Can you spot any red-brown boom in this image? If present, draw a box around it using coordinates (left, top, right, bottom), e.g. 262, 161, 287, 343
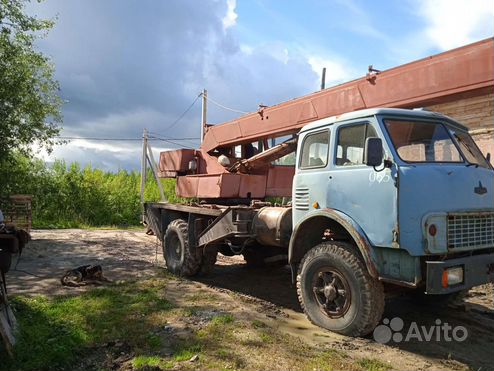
159, 38, 493, 200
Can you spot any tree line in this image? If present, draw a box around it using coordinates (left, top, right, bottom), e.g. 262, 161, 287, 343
2, 154, 180, 228
1, 0, 183, 229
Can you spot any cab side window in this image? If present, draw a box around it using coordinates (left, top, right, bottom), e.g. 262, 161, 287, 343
300, 130, 330, 169
336, 123, 377, 166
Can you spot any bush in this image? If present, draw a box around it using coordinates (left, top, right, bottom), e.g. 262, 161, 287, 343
1, 154, 183, 228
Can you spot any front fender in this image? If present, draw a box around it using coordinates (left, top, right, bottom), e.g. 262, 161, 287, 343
288, 208, 379, 278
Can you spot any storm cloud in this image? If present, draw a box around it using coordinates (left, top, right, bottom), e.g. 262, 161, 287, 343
33, 0, 322, 169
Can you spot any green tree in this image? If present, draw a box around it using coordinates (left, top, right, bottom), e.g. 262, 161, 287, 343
0, 0, 62, 192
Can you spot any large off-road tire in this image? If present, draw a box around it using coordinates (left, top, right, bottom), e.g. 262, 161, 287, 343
297, 242, 384, 337
163, 219, 201, 276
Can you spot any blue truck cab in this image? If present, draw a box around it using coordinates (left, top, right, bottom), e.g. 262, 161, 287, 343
290, 108, 494, 336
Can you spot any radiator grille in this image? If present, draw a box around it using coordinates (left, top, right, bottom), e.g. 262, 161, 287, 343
447, 212, 494, 249
294, 187, 310, 211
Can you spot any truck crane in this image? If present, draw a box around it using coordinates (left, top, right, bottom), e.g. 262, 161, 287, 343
143, 38, 494, 337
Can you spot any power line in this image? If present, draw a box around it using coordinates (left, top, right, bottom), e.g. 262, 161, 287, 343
57, 136, 199, 142
163, 92, 202, 131
55, 92, 248, 145
148, 134, 199, 148
56, 135, 199, 149
149, 137, 196, 149
148, 131, 200, 142
204, 95, 249, 114
58, 137, 141, 141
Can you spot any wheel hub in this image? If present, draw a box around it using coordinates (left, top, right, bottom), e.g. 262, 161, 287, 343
312, 269, 351, 318
323, 284, 337, 301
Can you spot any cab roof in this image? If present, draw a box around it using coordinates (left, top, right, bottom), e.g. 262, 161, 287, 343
299, 107, 469, 133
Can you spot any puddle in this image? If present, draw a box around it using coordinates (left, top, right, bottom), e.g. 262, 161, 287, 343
272, 308, 344, 346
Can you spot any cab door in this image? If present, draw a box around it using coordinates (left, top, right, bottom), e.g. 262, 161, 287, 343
293, 128, 331, 224
325, 119, 398, 247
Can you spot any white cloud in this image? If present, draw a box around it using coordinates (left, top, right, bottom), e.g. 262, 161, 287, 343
27, 0, 352, 170
418, 0, 494, 50
62, 139, 136, 154
333, 0, 388, 40
222, 0, 238, 30
307, 56, 355, 86
259, 43, 290, 64
239, 44, 254, 55
37, 139, 170, 172
35, 107, 185, 171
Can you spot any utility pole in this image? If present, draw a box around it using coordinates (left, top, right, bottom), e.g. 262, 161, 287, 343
200, 89, 207, 142
321, 67, 326, 90
140, 128, 166, 223
140, 128, 148, 222
146, 141, 166, 202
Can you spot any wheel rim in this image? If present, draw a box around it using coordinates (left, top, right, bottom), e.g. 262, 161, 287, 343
311, 267, 351, 318
166, 232, 182, 264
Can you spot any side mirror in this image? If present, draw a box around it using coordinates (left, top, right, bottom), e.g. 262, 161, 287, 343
486, 153, 491, 163
364, 137, 383, 167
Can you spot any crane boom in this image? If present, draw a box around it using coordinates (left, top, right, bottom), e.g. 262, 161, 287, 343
158, 38, 493, 200
201, 38, 493, 153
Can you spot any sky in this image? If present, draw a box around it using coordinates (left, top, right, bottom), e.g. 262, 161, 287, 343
28, 0, 494, 171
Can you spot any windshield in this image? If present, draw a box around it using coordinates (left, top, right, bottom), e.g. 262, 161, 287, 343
384, 119, 461, 163
450, 129, 491, 169
383, 119, 490, 168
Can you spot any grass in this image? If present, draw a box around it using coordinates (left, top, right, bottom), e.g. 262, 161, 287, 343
0, 278, 173, 371
132, 355, 165, 369
131, 344, 203, 370
251, 319, 268, 328
0, 275, 392, 371
210, 313, 234, 325
357, 358, 390, 371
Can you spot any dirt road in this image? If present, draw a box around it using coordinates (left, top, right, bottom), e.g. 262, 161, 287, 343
6, 229, 494, 371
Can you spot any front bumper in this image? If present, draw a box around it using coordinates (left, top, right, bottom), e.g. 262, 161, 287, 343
426, 252, 494, 294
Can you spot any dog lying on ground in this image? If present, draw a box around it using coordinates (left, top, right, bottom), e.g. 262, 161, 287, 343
61, 265, 111, 287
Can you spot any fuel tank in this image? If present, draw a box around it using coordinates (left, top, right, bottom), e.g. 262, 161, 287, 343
253, 207, 292, 247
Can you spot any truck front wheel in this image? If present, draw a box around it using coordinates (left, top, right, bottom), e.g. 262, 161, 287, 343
297, 242, 384, 337
163, 219, 201, 276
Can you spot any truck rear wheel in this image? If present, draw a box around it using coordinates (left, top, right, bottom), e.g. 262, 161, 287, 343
163, 219, 201, 276
296, 242, 384, 337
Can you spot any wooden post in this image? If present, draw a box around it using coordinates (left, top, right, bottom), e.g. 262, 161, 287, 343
321, 67, 326, 90
200, 89, 207, 142
140, 128, 148, 223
